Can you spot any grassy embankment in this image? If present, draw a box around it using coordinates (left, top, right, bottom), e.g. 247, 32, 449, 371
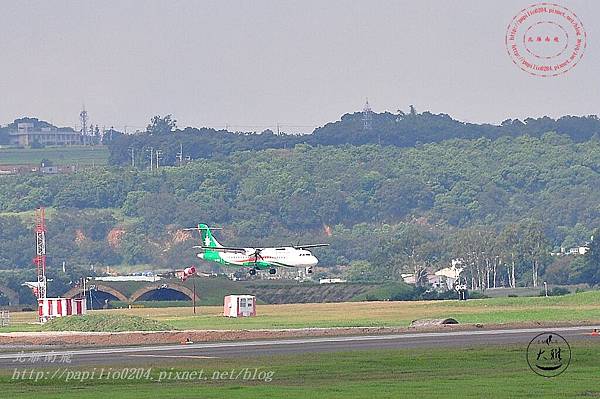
2, 290, 600, 332
1, 343, 600, 398
0, 146, 109, 165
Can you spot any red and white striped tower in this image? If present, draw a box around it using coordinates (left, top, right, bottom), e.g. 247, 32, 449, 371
34, 207, 47, 302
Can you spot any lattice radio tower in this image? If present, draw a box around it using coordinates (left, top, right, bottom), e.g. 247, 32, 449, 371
34, 207, 47, 300
362, 98, 373, 130
80, 106, 89, 145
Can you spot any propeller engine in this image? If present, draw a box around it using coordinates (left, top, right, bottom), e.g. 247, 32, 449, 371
250, 248, 264, 266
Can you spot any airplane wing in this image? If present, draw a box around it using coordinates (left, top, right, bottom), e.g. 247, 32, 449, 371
192, 245, 248, 254
293, 244, 330, 250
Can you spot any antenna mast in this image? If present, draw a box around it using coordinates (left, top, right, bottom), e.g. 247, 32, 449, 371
80, 106, 89, 145
34, 207, 47, 301
362, 98, 372, 130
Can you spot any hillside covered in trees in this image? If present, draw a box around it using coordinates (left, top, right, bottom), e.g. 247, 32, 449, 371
2, 129, 600, 289
105, 111, 600, 167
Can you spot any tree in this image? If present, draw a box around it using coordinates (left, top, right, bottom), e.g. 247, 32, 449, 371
0, 127, 10, 145
519, 221, 550, 287
344, 260, 380, 282
146, 115, 177, 135
499, 224, 520, 288
120, 231, 152, 265
574, 230, 600, 285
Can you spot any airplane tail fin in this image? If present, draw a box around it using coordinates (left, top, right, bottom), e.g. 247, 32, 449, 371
198, 224, 223, 248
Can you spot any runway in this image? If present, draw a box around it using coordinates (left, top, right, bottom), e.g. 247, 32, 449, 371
0, 325, 598, 368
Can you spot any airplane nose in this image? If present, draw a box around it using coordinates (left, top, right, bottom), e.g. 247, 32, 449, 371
310, 256, 318, 266
197, 253, 204, 259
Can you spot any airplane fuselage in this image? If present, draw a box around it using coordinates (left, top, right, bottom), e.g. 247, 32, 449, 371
198, 246, 318, 270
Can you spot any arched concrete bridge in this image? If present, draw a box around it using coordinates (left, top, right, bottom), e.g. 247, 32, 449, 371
63, 283, 129, 302
63, 281, 198, 303
129, 283, 198, 302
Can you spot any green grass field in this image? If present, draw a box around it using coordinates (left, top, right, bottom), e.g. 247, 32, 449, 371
1, 343, 599, 398
43, 314, 175, 332
3, 292, 599, 398
0, 146, 109, 165
2, 290, 600, 333
118, 290, 600, 330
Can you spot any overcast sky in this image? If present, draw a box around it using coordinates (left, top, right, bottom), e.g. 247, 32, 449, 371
0, 0, 598, 132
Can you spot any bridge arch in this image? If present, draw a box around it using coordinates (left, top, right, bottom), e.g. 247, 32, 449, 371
129, 283, 198, 303
0, 283, 19, 306
63, 284, 128, 302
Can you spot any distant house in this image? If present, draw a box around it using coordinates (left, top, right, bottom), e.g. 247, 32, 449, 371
401, 263, 463, 290
567, 246, 589, 255
319, 278, 347, 284
434, 265, 463, 290
40, 166, 59, 174
552, 245, 590, 256
8, 121, 82, 147
0, 164, 38, 175
401, 273, 416, 285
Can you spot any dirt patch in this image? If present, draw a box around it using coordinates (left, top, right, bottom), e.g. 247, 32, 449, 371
107, 228, 125, 248
410, 318, 458, 327
0, 320, 595, 349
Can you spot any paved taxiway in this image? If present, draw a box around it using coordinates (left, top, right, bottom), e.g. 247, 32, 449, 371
0, 325, 598, 367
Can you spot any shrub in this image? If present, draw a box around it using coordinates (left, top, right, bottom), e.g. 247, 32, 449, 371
539, 286, 570, 296
355, 282, 416, 301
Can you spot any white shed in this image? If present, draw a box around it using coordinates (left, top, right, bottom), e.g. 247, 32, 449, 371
38, 297, 87, 323
223, 295, 256, 317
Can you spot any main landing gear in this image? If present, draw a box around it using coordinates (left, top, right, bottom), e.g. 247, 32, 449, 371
248, 267, 277, 276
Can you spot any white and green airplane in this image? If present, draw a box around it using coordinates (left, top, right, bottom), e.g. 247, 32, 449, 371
190, 224, 329, 275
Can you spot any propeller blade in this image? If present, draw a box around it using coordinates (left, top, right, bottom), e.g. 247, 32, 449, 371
252, 248, 264, 264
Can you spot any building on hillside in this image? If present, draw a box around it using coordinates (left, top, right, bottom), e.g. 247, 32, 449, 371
401, 263, 464, 291
0, 164, 77, 175
319, 278, 347, 284
567, 246, 589, 255
9, 122, 82, 146
434, 265, 464, 290
0, 164, 38, 175
551, 245, 590, 256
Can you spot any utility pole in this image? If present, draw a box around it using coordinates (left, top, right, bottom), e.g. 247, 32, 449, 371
128, 147, 135, 168
146, 147, 154, 171
193, 280, 196, 315
177, 142, 183, 166
155, 150, 162, 170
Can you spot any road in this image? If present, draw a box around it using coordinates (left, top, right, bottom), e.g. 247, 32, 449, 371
0, 325, 598, 367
